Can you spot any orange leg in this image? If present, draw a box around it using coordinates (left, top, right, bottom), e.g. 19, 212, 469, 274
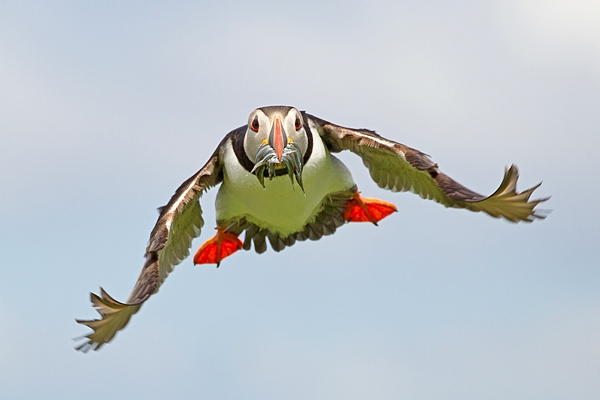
343, 192, 397, 225
193, 227, 242, 267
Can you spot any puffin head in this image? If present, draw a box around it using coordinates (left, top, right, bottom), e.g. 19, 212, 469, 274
244, 106, 308, 190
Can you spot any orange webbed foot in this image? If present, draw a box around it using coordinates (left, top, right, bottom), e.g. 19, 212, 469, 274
343, 193, 397, 225
193, 228, 242, 267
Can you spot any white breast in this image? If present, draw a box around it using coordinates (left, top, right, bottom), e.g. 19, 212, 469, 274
215, 131, 355, 236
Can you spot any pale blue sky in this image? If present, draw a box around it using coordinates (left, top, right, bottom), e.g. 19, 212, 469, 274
1, 1, 599, 399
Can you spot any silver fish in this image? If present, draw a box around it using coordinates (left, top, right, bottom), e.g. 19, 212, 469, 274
251, 142, 305, 192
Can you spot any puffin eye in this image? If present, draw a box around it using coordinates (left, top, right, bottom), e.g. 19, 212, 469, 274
295, 117, 302, 131
250, 117, 260, 132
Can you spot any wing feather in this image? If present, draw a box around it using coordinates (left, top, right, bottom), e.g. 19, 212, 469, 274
75, 145, 224, 352
306, 113, 548, 222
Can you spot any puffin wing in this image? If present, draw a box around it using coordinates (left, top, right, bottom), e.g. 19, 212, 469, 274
306, 113, 548, 222
75, 145, 225, 352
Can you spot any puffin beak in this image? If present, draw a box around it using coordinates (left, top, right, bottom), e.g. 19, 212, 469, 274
268, 117, 287, 162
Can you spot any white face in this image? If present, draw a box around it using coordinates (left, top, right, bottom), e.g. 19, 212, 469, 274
243, 106, 309, 163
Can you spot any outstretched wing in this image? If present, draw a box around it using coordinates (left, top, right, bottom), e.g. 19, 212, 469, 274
306, 113, 548, 222
75, 147, 224, 352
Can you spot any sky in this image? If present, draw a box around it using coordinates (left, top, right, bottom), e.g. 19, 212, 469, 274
1, 1, 599, 399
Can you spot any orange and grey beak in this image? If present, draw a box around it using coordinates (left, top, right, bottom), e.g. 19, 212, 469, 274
268, 117, 287, 162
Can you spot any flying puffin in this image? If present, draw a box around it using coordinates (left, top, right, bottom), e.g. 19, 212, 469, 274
75, 105, 548, 352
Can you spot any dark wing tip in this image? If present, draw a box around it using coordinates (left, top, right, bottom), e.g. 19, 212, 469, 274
74, 288, 142, 353
459, 164, 550, 223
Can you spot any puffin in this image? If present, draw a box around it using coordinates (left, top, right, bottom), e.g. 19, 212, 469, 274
75, 105, 548, 352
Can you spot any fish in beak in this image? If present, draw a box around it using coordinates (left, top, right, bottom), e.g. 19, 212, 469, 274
268, 117, 287, 162
251, 117, 304, 191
